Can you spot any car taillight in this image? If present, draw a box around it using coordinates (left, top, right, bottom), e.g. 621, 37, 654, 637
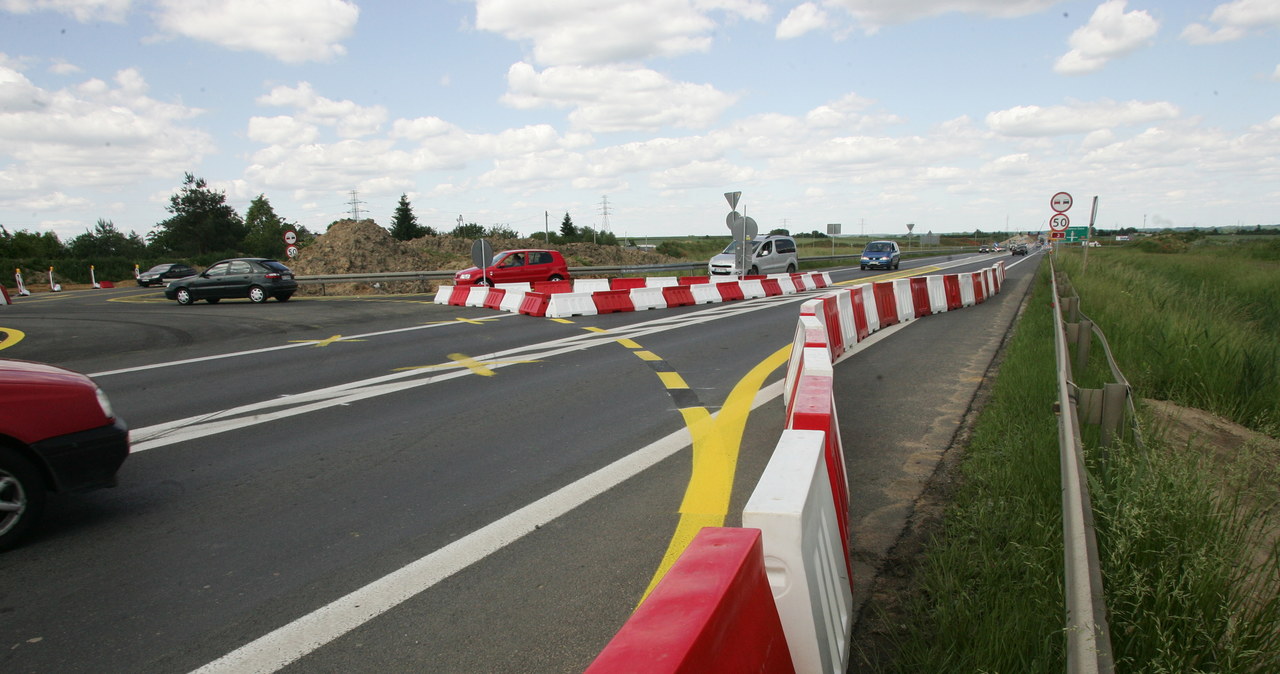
265, 273, 281, 279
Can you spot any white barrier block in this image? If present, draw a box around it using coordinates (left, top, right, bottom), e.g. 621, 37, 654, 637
926, 276, 947, 314
773, 275, 799, 294
984, 268, 996, 296
629, 286, 666, 310
433, 286, 453, 304
857, 284, 879, 333
736, 279, 764, 299
834, 290, 857, 353
792, 275, 812, 292
465, 285, 490, 307
785, 315, 826, 404
573, 278, 611, 293
744, 429, 853, 674
499, 290, 526, 314
546, 292, 597, 318
892, 279, 914, 324
959, 274, 976, 307
495, 282, 532, 292
646, 277, 680, 287
690, 283, 722, 304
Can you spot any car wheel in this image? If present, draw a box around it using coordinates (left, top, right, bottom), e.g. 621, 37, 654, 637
248, 286, 268, 303
786, 264, 796, 274
860, 265, 866, 270
894, 260, 900, 270
175, 287, 193, 305
0, 446, 47, 551
548, 275, 564, 282
274, 293, 293, 302
205, 297, 220, 304
748, 266, 759, 275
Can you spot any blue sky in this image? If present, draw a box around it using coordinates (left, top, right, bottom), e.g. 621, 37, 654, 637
1, 0, 1277, 243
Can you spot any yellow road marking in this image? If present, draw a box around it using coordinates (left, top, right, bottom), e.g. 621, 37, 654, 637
288, 335, 366, 347
636, 343, 793, 605
633, 350, 662, 362
422, 316, 499, 326
0, 327, 26, 351
835, 264, 942, 285
656, 371, 689, 389
393, 353, 540, 374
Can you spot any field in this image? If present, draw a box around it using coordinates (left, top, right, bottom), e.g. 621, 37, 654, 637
860, 239, 1280, 672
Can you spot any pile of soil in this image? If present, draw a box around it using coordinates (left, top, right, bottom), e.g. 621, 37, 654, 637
289, 219, 681, 296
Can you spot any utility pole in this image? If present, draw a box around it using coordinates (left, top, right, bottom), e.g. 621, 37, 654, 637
347, 190, 365, 221
598, 195, 612, 235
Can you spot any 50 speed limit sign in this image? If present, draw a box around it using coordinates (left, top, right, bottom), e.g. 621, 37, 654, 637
1050, 213, 1070, 231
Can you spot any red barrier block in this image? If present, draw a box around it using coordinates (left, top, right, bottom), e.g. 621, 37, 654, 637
98, 280, 115, 288
810, 273, 829, 289
872, 282, 898, 327
760, 278, 783, 297
518, 292, 550, 317
909, 277, 931, 318
789, 273, 808, 292
971, 272, 986, 303
989, 267, 1001, 294
447, 285, 471, 306
806, 295, 844, 361
610, 277, 647, 290
848, 288, 870, 342
532, 280, 573, 294
483, 287, 506, 310
592, 289, 635, 314
678, 276, 710, 285
715, 282, 745, 302
943, 275, 962, 310
662, 285, 696, 307
585, 527, 794, 674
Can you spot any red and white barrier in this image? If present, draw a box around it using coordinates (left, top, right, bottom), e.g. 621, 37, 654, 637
744, 429, 853, 674
434, 272, 834, 316
585, 527, 794, 674
14, 270, 31, 296
1, 285, 10, 305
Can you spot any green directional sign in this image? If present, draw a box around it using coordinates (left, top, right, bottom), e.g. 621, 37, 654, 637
1064, 226, 1090, 242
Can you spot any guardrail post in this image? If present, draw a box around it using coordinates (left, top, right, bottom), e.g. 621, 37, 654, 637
1073, 319, 1093, 374
1100, 382, 1128, 448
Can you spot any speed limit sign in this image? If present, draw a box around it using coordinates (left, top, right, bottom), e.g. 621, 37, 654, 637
1050, 213, 1070, 231
286, 245, 299, 258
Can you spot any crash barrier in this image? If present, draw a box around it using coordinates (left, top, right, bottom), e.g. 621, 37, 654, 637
0, 285, 9, 305
432, 272, 833, 318
591, 262, 1007, 673
586, 527, 794, 673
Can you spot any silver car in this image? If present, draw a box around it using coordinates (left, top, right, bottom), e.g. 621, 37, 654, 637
708, 235, 799, 276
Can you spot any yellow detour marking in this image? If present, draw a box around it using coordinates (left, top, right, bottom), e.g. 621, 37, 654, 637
636, 343, 793, 606
422, 317, 500, 326
288, 335, 365, 347
448, 353, 496, 376
392, 353, 540, 375
0, 327, 26, 351
835, 264, 941, 285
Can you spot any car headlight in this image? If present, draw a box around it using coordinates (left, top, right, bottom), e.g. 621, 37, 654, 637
94, 387, 116, 420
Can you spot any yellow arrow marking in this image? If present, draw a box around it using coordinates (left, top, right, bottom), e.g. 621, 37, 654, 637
0, 327, 26, 351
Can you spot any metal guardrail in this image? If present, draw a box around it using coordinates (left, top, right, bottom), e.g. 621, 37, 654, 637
294, 248, 987, 287
1050, 257, 1128, 674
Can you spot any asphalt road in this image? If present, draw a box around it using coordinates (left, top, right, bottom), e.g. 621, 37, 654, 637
0, 251, 1041, 672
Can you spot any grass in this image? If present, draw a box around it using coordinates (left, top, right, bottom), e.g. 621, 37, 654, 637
881, 245, 1280, 672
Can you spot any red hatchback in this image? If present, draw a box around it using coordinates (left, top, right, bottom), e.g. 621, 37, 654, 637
0, 359, 129, 550
453, 249, 571, 286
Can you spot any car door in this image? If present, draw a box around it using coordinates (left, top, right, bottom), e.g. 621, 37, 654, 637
489, 252, 526, 284
755, 240, 778, 274
221, 260, 255, 298
191, 261, 231, 299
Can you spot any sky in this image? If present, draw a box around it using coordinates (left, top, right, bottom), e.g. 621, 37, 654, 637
1, 0, 1278, 243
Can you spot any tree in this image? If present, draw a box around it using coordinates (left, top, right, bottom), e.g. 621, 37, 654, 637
450, 221, 486, 239
559, 212, 577, 240
242, 195, 294, 257
149, 173, 246, 255
389, 194, 426, 241
1, 226, 65, 258
67, 219, 147, 259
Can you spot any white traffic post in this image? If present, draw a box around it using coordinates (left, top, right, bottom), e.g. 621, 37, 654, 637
15, 269, 31, 296
91, 265, 100, 289
48, 267, 62, 292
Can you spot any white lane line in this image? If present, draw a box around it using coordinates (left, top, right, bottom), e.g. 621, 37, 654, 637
191, 379, 785, 674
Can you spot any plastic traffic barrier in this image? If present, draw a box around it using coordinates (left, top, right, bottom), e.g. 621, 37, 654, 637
465, 285, 490, 307
532, 280, 573, 294
592, 289, 635, 314
630, 286, 667, 311
547, 292, 598, 318
483, 287, 506, 311
715, 282, 745, 302
784, 315, 829, 405
926, 276, 948, 314
908, 277, 932, 318
610, 277, 647, 290
959, 274, 976, 307
690, 283, 722, 305
518, 291, 551, 317
744, 429, 853, 674
662, 285, 696, 307
892, 279, 915, 324
761, 278, 783, 297
677, 276, 710, 285
499, 290, 525, 314
943, 274, 963, 310
872, 282, 898, 328
971, 272, 986, 304
585, 527, 794, 674
739, 279, 767, 299
573, 278, 612, 293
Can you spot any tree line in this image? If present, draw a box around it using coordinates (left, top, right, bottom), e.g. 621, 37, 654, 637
3, 174, 622, 285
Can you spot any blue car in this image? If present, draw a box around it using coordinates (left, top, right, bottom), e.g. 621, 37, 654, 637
860, 241, 901, 270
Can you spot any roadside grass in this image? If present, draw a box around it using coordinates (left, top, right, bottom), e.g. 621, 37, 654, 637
884, 253, 1280, 672
1054, 242, 1280, 436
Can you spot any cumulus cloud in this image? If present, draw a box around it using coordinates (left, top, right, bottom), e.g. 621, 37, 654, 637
257, 82, 386, 138
501, 62, 737, 133
1181, 0, 1280, 45
986, 99, 1179, 136
1055, 0, 1158, 75
0, 0, 130, 22
823, 0, 1058, 33
153, 0, 358, 64
474, 0, 767, 66
777, 3, 828, 39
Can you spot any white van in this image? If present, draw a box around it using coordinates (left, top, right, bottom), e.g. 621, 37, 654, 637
708, 235, 799, 276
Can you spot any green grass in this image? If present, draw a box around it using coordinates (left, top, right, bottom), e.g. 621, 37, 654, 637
882, 252, 1280, 672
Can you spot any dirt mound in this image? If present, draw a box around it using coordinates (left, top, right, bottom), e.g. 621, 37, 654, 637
291, 219, 683, 295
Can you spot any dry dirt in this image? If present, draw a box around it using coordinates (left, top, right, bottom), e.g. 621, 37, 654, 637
287, 219, 681, 295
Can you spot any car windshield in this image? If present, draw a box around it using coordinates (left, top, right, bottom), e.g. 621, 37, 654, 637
720, 240, 762, 254
864, 242, 894, 253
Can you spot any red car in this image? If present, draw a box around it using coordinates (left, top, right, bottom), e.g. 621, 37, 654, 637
453, 249, 571, 286
0, 359, 129, 550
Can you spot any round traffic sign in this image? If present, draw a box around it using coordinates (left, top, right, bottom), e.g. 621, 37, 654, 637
283, 230, 297, 245
1050, 213, 1070, 231
286, 245, 299, 258
1051, 192, 1073, 213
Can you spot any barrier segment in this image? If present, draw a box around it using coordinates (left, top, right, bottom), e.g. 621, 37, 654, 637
585, 527, 795, 674
872, 282, 898, 328
784, 315, 829, 405
744, 429, 853, 674
892, 279, 915, 324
